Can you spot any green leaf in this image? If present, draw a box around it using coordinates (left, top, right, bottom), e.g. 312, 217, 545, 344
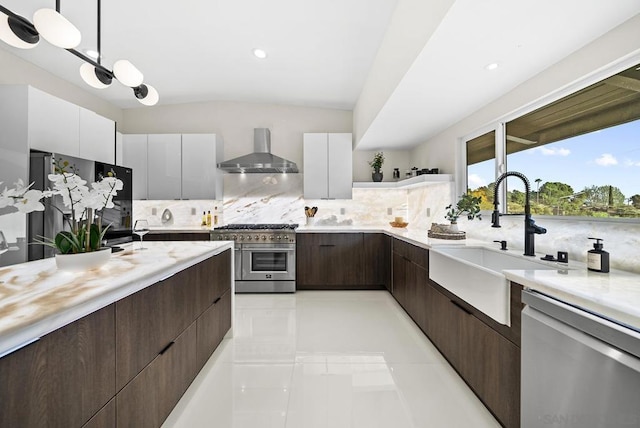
55, 231, 76, 254
89, 223, 102, 250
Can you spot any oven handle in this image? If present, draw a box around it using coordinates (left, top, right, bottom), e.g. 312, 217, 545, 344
241, 244, 295, 251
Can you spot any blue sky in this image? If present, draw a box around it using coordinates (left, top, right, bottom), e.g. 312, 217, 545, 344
468, 119, 640, 198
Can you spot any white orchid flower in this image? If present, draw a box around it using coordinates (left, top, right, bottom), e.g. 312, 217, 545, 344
15, 189, 45, 213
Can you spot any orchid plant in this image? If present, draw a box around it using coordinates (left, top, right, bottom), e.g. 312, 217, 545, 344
0, 158, 123, 254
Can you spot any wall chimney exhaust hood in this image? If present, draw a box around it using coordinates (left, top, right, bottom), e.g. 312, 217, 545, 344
218, 128, 299, 173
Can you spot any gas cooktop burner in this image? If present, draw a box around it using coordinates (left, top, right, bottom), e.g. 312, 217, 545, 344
214, 223, 299, 231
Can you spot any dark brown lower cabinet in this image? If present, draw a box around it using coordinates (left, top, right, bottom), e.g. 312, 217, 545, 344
297, 232, 390, 289
117, 322, 198, 428
0, 250, 232, 428
146, 232, 211, 241
0, 305, 115, 428
391, 237, 521, 428
82, 399, 115, 428
197, 289, 232, 368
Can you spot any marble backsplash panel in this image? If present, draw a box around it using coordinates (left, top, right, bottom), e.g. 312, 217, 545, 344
133, 175, 453, 228
132, 175, 639, 273
457, 215, 640, 274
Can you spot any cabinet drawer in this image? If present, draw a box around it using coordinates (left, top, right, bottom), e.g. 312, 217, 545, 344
196, 249, 232, 316
0, 305, 115, 428
393, 239, 428, 270
115, 267, 198, 390
82, 399, 115, 428
197, 289, 232, 368
297, 232, 362, 247
116, 321, 198, 428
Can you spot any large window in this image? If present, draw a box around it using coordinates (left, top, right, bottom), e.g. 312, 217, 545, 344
466, 62, 640, 219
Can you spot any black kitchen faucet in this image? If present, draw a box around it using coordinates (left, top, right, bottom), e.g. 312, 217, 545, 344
491, 171, 547, 256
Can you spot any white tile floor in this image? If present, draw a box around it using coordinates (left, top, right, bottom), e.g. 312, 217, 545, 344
163, 291, 501, 428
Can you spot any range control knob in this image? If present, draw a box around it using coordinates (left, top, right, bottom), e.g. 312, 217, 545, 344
262, 235, 267, 241
231, 235, 237, 240
276, 235, 281, 240
238, 235, 244, 241
269, 235, 275, 240
255, 235, 260, 241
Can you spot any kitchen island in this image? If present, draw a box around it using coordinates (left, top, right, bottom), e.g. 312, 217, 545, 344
0, 241, 234, 428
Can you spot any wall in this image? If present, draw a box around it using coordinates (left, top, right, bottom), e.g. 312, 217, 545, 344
135, 174, 454, 231
0, 49, 123, 125
410, 14, 640, 174
353, 0, 455, 144
121, 101, 352, 172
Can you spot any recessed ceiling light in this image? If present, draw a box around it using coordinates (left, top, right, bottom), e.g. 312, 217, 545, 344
252, 48, 267, 59
485, 63, 499, 71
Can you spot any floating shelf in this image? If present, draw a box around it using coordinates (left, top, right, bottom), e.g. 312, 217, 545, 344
353, 174, 453, 189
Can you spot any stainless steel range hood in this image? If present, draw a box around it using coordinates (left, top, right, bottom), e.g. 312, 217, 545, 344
218, 128, 299, 173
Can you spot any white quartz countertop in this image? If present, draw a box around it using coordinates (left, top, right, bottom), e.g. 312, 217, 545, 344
0, 241, 234, 358
298, 226, 640, 331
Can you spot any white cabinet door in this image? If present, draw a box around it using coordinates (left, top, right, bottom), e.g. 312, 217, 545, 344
181, 134, 223, 200
303, 133, 352, 199
147, 134, 182, 200
327, 133, 352, 199
303, 133, 330, 199
79, 107, 115, 163
28, 87, 80, 157
122, 134, 148, 200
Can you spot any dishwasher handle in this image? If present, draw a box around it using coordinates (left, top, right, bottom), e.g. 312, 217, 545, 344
522, 290, 640, 359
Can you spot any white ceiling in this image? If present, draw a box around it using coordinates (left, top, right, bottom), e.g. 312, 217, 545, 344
2, 0, 640, 151
0, 0, 398, 109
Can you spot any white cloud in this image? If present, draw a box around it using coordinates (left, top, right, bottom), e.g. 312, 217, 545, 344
595, 153, 618, 166
467, 174, 487, 189
532, 147, 571, 156
624, 159, 640, 167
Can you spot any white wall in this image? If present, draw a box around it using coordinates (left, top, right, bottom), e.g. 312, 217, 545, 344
121, 101, 352, 171
353, 0, 455, 145
409, 14, 640, 173
352, 150, 411, 182
0, 49, 123, 125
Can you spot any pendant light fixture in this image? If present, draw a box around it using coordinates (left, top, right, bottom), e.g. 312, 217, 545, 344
0, 0, 159, 106
0, 6, 39, 49
133, 84, 159, 106
33, 6, 81, 49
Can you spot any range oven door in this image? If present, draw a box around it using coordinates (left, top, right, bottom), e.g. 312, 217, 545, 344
241, 244, 295, 281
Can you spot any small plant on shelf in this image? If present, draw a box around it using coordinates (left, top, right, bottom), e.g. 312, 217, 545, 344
368, 152, 385, 172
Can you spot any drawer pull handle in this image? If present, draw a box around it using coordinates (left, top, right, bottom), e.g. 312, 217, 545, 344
402, 256, 410, 262
319, 244, 335, 247
159, 341, 175, 355
213, 297, 222, 304
451, 300, 472, 315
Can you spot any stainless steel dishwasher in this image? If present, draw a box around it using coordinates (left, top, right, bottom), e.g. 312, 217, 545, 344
521, 290, 640, 428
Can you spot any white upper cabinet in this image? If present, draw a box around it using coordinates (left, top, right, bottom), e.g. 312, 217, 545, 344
181, 134, 224, 200
28, 87, 80, 157
79, 107, 115, 164
303, 133, 352, 199
122, 134, 148, 200
122, 133, 224, 200
147, 134, 182, 200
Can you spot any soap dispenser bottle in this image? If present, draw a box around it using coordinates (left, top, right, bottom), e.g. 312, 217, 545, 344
587, 237, 609, 273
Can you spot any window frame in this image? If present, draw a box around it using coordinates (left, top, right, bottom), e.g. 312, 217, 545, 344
457, 51, 640, 223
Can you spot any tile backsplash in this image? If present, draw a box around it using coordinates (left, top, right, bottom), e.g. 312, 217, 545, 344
133, 174, 639, 273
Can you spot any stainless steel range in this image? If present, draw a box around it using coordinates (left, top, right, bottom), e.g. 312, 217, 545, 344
210, 224, 297, 293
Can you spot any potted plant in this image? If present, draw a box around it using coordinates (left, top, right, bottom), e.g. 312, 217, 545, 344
0, 158, 124, 270
445, 193, 482, 232
368, 151, 385, 182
